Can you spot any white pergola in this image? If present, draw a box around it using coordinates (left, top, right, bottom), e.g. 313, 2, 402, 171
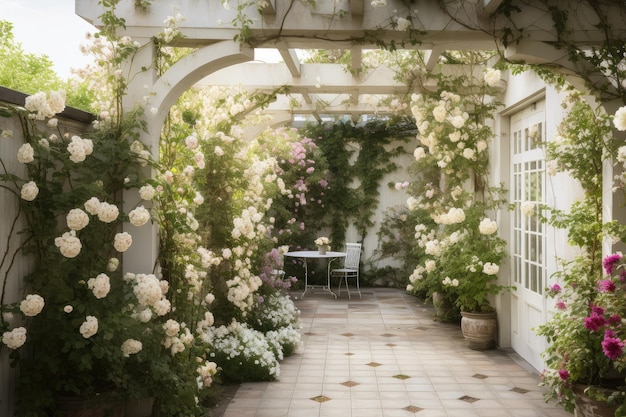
74, 0, 626, 273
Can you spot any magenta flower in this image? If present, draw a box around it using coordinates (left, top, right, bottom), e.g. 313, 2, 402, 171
603, 253, 622, 275
602, 329, 624, 360
609, 314, 622, 325
556, 301, 567, 310
550, 283, 562, 293
597, 279, 616, 293
584, 313, 606, 331
557, 369, 570, 380
591, 305, 605, 316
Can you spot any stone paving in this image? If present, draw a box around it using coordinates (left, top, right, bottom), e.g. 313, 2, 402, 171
220, 287, 570, 417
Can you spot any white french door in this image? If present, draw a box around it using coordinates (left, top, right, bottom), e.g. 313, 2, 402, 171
509, 101, 548, 371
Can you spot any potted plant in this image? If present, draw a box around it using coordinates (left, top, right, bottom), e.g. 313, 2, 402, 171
314, 236, 330, 254
535, 92, 626, 416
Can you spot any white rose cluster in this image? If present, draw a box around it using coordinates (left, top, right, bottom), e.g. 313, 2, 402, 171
432, 207, 465, 225
66, 208, 90, 230
121, 339, 143, 357
79, 315, 98, 338
67, 135, 94, 163
2, 327, 27, 349
521, 201, 536, 217
442, 277, 459, 287
24, 90, 66, 120
17, 143, 34, 164
54, 230, 82, 258
20, 181, 39, 201
20, 294, 45, 316
107, 258, 119, 272
483, 68, 501, 87
132, 273, 171, 317
87, 273, 111, 299
478, 218, 498, 235
197, 360, 218, 387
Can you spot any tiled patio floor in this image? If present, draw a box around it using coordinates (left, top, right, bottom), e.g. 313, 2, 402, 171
220, 287, 569, 417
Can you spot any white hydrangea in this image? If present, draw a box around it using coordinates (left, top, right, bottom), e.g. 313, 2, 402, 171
163, 319, 181, 337
2, 327, 27, 349
128, 206, 151, 226
478, 218, 498, 235
87, 273, 111, 299
121, 339, 143, 357
20, 181, 39, 201
133, 274, 163, 306
17, 143, 34, 164
54, 230, 82, 258
79, 315, 98, 338
20, 294, 45, 316
66, 208, 90, 231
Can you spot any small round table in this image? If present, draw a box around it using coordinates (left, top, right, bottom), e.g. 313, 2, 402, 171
284, 250, 346, 298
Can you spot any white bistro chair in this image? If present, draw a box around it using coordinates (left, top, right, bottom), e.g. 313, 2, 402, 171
331, 243, 362, 299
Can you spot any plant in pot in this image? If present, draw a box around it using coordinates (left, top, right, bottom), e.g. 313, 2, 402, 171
535, 91, 626, 415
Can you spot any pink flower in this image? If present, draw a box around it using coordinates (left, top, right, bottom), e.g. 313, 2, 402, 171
603, 253, 622, 275
556, 301, 567, 310
584, 313, 606, 331
558, 369, 570, 380
602, 329, 624, 360
597, 279, 616, 293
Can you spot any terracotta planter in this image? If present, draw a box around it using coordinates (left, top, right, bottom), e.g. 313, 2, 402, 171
573, 385, 618, 417
460, 311, 497, 350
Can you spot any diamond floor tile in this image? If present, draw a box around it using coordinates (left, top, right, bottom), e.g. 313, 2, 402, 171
218, 288, 571, 417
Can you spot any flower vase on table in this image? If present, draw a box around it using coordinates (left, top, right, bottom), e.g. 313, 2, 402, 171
314, 237, 330, 255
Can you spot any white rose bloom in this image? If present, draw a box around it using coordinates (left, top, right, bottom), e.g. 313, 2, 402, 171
121, 339, 143, 357
163, 319, 181, 337
79, 316, 98, 338
139, 185, 156, 200
185, 135, 199, 149
521, 201, 536, 217
20, 181, 39, 201
2, 327, 27, 349
432, 105, 446, 122
84, 197, 101, 215
137, 308, 152, 323
483, 262, 500, 275
64, 305, 73, 313
54, 230, 82, 258
20, 294, 45, 316
17, 143, 35, 164
425, 260, 436, 272
484, 68, 501, 87
462, 148, 476, 160
129, 206, 151, 226
613, 106, 626, 131
114, 232, 133, 252
97, 202, 119, 223
66, 208, 90, 231
107, 258, 119, 272
479, 218, 498, 235
396, 17, 411, 31
413, 147, 426, 161
87, 273, 111, 299
153, 299, 171, 316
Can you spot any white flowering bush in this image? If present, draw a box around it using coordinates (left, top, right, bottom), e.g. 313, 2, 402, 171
403, 54, 509, 314
203, 320, 281, 382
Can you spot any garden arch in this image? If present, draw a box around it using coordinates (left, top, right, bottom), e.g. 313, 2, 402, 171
76, 0, 626, 272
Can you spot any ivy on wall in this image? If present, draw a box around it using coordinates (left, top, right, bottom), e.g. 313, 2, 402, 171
301, 118, 413, 247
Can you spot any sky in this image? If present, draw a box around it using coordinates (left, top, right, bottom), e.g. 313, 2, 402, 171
1, 0, 95, 78
1, 0, 283, 80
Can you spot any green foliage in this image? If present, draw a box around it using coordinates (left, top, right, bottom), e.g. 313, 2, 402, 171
0, 21, 95, 111
302, 119, 411, 245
